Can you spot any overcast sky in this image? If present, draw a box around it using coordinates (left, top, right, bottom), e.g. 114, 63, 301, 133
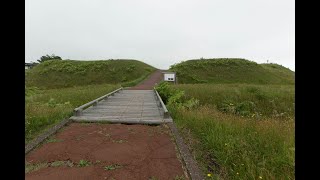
25, 0, 295, 71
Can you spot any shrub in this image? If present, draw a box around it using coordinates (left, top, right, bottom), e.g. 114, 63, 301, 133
155, 82, 199, 110
155, 81, 175, 104
235, 101, 256, 116
218, 100, 236, 114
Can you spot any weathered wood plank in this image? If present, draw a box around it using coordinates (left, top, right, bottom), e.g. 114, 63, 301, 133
72, 89, 169, 124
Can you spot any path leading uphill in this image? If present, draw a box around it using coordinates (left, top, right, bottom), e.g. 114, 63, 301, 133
25, 70, 186, 180
128, 69, 163, 90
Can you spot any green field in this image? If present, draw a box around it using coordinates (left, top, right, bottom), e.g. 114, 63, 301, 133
172, 84, 294, 119
25, 59, 155, 89
170, 58, 294, 84
156, 82, 295, 180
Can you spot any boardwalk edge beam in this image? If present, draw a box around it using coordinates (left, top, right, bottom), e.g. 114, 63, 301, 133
73, 87, 123, 116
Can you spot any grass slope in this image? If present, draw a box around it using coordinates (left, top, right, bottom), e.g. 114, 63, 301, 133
170, 58, 294, 84
26, 59, 156, 88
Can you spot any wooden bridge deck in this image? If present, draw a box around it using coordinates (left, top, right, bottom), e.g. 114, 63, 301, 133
70, 90, 172, 124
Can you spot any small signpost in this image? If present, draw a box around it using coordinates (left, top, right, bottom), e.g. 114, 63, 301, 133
162, 72, 177, 84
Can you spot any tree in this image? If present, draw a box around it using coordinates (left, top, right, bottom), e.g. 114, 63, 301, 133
37, 54, 62, 63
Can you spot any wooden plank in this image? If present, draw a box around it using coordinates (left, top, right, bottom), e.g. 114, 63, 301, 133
70, 116, 165, 124
82, 111, 161, 116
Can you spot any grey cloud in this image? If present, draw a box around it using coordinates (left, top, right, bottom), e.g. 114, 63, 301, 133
25, 0, 295, 70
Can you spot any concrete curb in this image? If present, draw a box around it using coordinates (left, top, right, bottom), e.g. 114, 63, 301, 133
153, 88, 204, 179
167, 122, 205, 180
25, 118, 71, 155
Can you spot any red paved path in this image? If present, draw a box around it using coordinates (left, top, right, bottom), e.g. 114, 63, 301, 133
127, 70, 163, 90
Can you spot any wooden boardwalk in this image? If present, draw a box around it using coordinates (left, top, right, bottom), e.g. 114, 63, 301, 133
70, 89, 172, 124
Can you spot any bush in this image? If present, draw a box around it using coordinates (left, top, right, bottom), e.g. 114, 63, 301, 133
218, 100, 236, 114
155, 81, 199, 110
235, 101, 256, 116
155, 81, 175, 104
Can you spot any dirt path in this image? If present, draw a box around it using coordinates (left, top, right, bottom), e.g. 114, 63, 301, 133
25, 70, 187, 180
127, 69, 163, 90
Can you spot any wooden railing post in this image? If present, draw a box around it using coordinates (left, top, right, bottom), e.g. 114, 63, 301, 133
164, 111, 169, 119
74, 109, 82, 116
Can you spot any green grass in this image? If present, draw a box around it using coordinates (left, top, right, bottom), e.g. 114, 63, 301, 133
170, 58, 294, 84
25, 59, 156, 89
104, 164, 122, 171
25, 160, 74, 173
171, 107, 294, 180
25, 84, 120, 143
171, 84, 295, 119
25, 162, 49, 173
51, 160, 74, 167
78, 160, 91, 167
155, 82, 295, 179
